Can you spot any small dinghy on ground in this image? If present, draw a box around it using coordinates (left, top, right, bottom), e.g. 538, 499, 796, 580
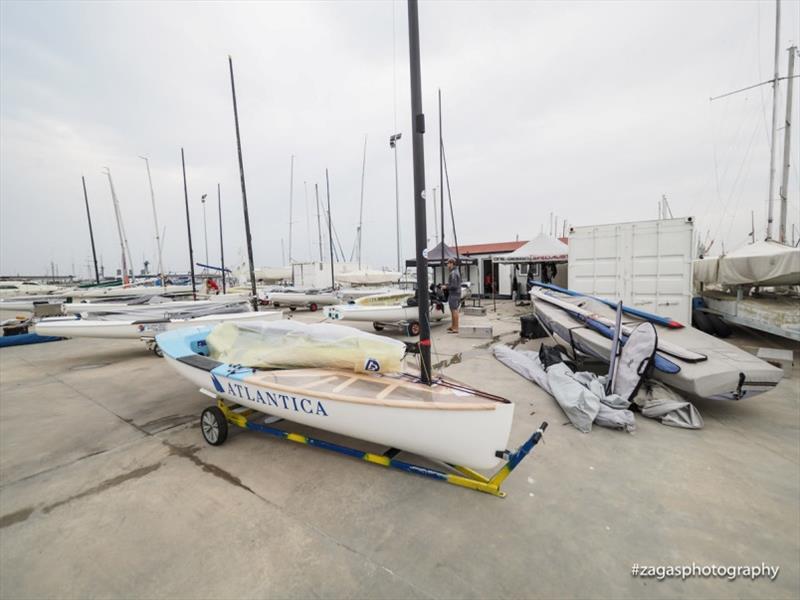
324, 298, 450, 334
267, 289, 339, 311
157, 320, 547, 495
531, 287, 783, 400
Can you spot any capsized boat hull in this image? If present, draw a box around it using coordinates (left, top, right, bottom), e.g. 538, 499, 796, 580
32, 310, 282, 340
157, 327, 514, 469
532, 292, 782, 400
324, 302, 450, 323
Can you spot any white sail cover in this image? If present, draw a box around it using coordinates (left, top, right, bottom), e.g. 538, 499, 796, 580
494, 233, 568, 264
694, 241, 800, 286
207, 320, 407, 373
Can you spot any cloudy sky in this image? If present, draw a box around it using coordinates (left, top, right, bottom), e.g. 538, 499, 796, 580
1, 0, 798, 278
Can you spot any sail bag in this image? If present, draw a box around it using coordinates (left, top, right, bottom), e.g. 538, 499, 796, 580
611, 322, 657, 402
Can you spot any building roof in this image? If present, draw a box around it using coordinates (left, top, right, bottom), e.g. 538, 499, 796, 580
454, 241, 527, 255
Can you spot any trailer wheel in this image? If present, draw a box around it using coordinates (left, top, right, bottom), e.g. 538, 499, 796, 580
409, 321, 421, 336
200, 406, 228, 446
309, 303, 319, 312
272, 302, 281, 308
289, 306, 297, 312
692, 310, 715, 335
707, 313, 732, 338
373, 323, 385, 331
152, 343, 163, 357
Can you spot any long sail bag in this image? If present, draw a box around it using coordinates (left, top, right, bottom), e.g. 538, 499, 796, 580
207, 320, 407, 374
611, 322, 657, 402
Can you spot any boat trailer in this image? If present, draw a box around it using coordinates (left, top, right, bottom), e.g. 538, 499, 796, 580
198, 396, 548, 498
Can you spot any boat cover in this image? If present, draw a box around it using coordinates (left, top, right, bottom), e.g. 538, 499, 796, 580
493, 344, 704, 431
694, 240, 800, 287
207, 320, 407, 373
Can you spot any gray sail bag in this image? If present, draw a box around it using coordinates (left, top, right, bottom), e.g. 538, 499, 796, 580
611, 322, 657, 402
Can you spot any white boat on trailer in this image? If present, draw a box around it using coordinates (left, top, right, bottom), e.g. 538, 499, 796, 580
531, 287, 783, 401
324, 300, 450, 334
267, 290, 339, 312
156, 323, 547, 495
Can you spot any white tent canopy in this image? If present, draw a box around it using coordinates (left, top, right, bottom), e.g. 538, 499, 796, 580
493, 233, 568, 264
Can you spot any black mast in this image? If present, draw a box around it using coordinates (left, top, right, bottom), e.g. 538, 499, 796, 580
325, 169, 335, 289
181, 148, 197, 300
228, 56, 258, 311
82, 176, 100, 284
407, 0, 432, 384
218, 182, 226, 294
439, 88, 445, 286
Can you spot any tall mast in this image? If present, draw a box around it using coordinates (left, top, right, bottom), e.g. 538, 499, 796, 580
228, 56, 258, 310
180, 148, 197, 300
81, 176, 100, 284
102, 167, 132, 285
304, 181, 312, 261
390, 133, 402, 272
779, 46, 796, 243
407, 0, 432, 384
432, 187, 438, 245
288, 154, 294, 265
139, 156, 165, 286
315, 183, 324, 262
357, 134, 368, 269
326, 169, 335, 288
766, 0, 781, 240
218, 183, 226, 294
438, 88, 446, 287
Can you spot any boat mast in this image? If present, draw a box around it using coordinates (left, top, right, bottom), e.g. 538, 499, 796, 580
438, 88, 445, 287
288, 154, 294, 266
357, 134, 368, 270
766, 0, 781, 240
218, 183, 226, 294
315, 183, 324, 262
304, 181, 312, 261
180, 148, 197, 300
228, 56, 258, 310
102, 167, 132, 285
407, 0, 433, 384
81, 176, 100, 284
779, 45, 796, 243
326, 168, 335, 288
139, 156, 166, 286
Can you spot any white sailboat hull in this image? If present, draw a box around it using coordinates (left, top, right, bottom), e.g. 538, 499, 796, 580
533, 294, 782, 400
268, 292, 339, 308
324, 302, 450, 323
32, 311, 282, 340
157, 327, 514, 469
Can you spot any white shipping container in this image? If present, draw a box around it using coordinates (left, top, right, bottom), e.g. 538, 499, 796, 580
567, 217, 694, 325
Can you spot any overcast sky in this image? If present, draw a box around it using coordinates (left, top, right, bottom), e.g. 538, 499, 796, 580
1, 0, 799, 278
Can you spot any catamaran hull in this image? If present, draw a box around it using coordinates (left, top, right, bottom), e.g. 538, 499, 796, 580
533, 297, 782, 401
32, 311, 282, 340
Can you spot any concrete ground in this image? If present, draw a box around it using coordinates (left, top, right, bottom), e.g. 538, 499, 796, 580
0, 301, 798, 599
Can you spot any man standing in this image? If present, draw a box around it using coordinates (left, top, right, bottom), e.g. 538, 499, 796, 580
446, 258, 461, 333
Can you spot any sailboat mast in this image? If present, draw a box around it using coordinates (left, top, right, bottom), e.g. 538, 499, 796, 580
288, 155, 294, 265
218, 183, 226, 294
103, 167, 131, 285
407, 0, 432, 384
326, 169, 335, 288
357, 134, 367, 269
766, 0, 781, 240
139, 156, 166, 286
438, 88, 445, 287
228, 56, 258, 310
779, 45, 796, 243
81, 176, 100, 284
315, 183, 324, 262
180, 148, 197, 300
